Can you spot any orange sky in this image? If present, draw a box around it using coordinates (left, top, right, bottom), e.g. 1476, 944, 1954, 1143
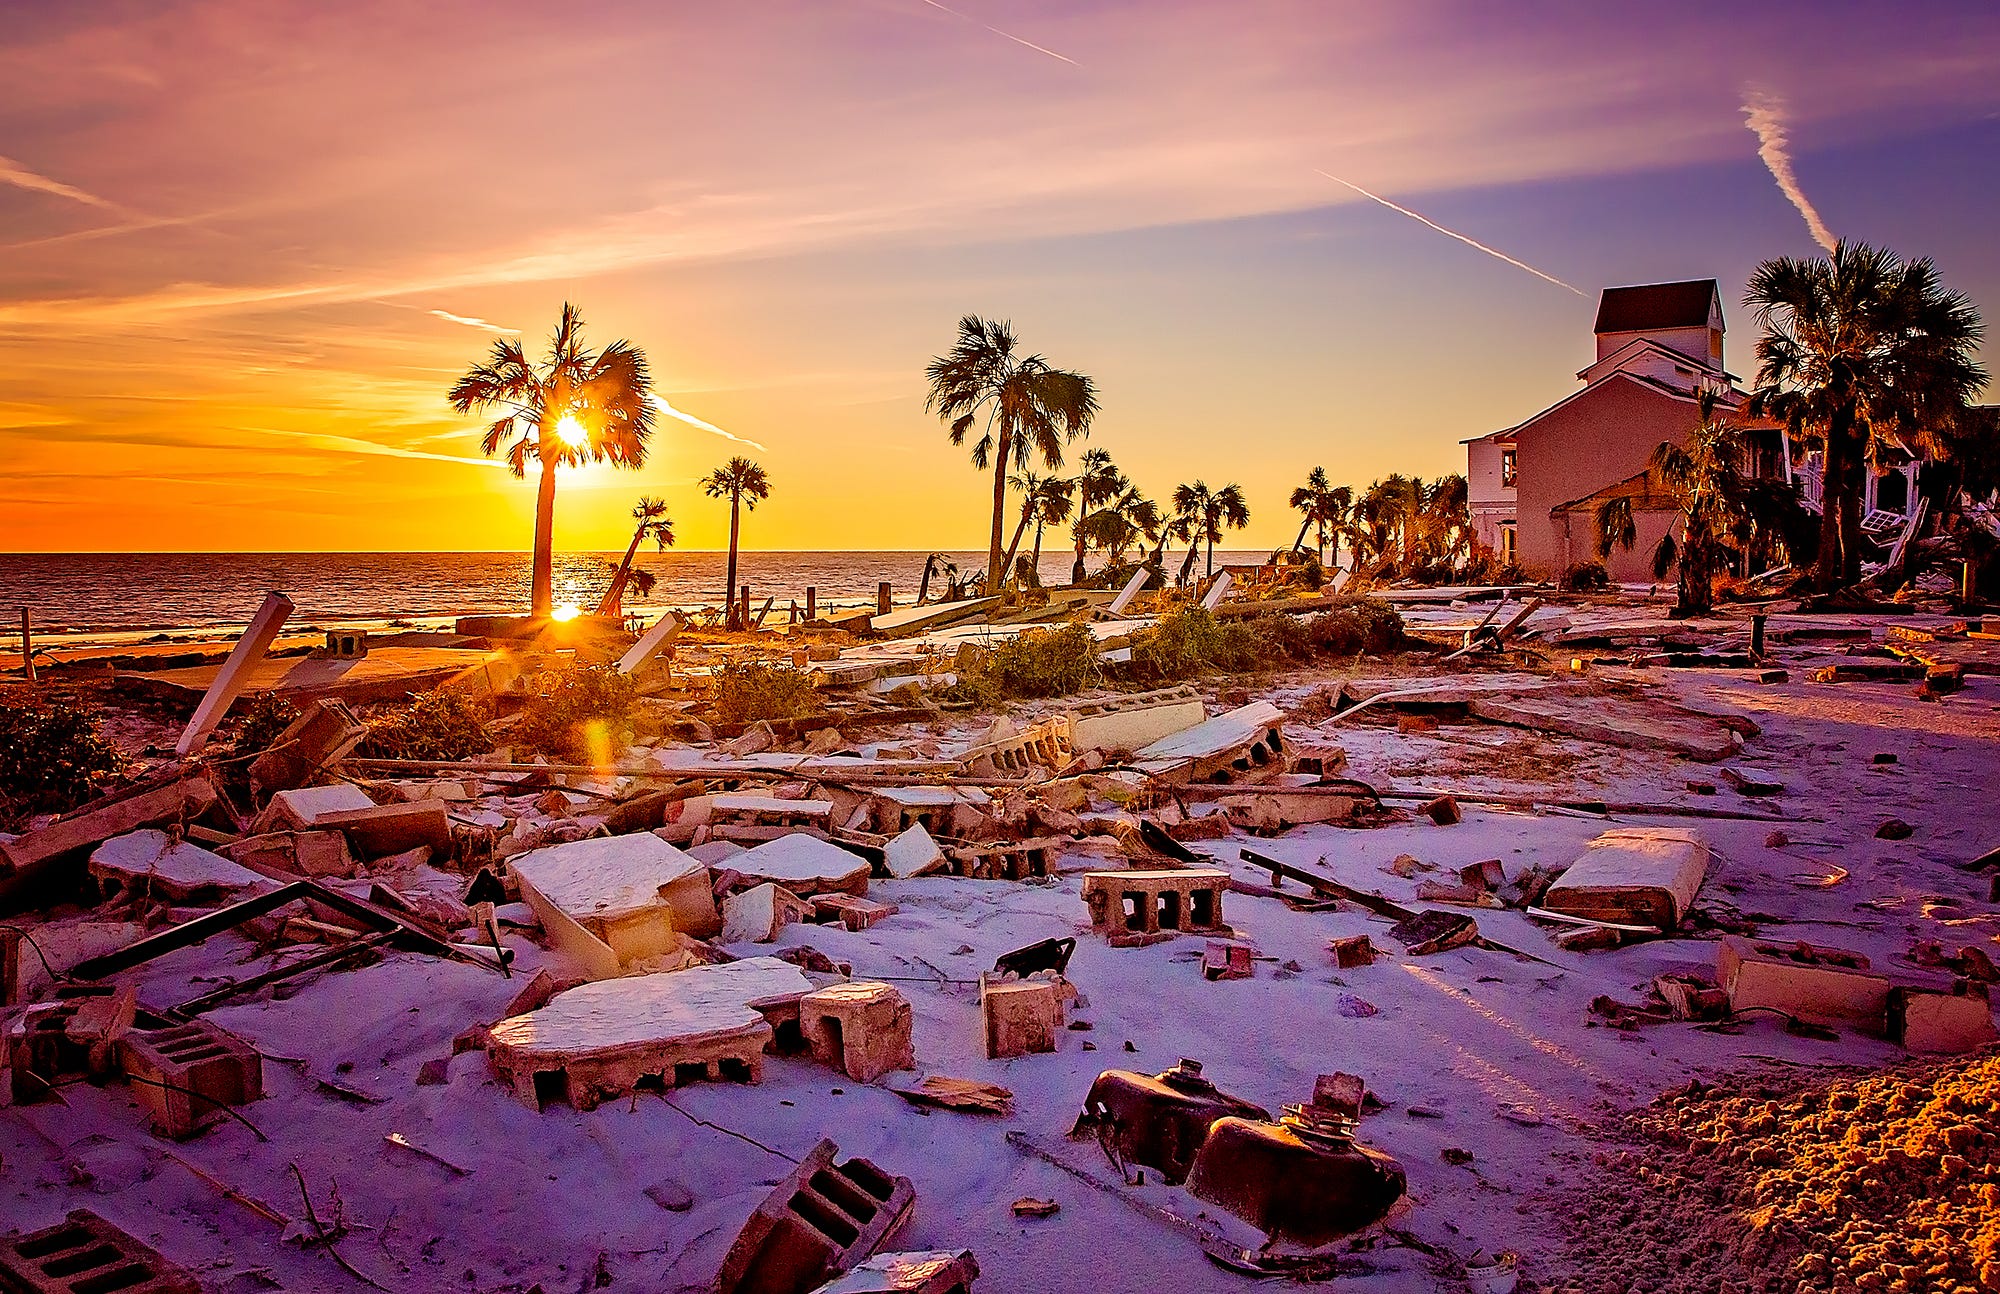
3, 2, 1997, 554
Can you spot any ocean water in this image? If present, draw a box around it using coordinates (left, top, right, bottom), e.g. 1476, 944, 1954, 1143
0, 549, 1270, 635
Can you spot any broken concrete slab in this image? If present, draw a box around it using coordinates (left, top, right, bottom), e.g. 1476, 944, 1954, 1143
800, 981, 914, 1082
313, 799, 454, 859
1081, 868, 1229, 938
486, 956, 812, 1110
1465, 692, 1740, 762
721, 883, 815, 944
1543, 827, 1708, 931
731, 834, 872, 898
0, 774, 221, 905
616, 610, 682, 674
882, 824, 946, 879
510, 833, 717, 979
1718, 936, 1891, 1034
254, 782, 377, 834
709, 794, 835, 843
958, 717, 1072, 778
713, 1138, 917, 1294
814, 1251, 979, 1294
1065, 685, 1206, 755
88, 830, 270, 903
1134, 702, 1286, 786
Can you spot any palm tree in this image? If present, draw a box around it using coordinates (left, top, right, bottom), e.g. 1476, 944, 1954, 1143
999, 471, 1075, 587
1289, 468, 1353, 566
702, 457, 770, 629
597, 496, 674, 617
925, 316, 1099, 592
1594, 496, 1637, 563
449, 303, 656, 618
1746, 242, 1986, 591
1062, 447, 1126, 584
1172, 480, 1250, 578
1418, 475, 1473, 571
1647, 394, 1758, 615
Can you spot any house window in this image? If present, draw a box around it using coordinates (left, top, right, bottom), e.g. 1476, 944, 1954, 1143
1500, 449, 1517, 488
1498, 522, 1516, 564
1874, 468, 1909, 515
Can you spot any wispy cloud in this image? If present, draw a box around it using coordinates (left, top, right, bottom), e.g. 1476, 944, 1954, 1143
427, 308, 518, 333
913, 0, 1077, 66
1313, 171, 1584, 296
1742, 89, 1838, 253
651, 393, 767, 451
0, 153, 122, 212
227, 424, 510, 470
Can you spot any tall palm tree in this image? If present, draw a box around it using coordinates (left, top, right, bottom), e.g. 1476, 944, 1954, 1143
702, 457, 770, 629
1746, 242, 1986, 591
1290, 469, 1354, 569
1647, 393, 1758, 615
1172, 480, 1251, 578
597, 496, 675, 617
999, 471, 1075, 587
1065, 447, 1126, 584
1097, 487, 1162, 567
925, 316, 1099, 591
449, 303, 656, 617
1418, 474, 1472, 569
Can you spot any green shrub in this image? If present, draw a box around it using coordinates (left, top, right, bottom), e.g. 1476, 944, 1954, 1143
359, 689, 494, 761
1245, 613, 1315, 664
980, 624, 1101, 698
0, 692, 127, 818
1304, 599, 1407, 657
517, 664, 636, 761
1131, 606, 1229, 679
227, 693, 299, 757
712, 660, 825, 725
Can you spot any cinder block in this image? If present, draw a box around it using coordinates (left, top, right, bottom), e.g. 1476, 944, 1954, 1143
1891, 983, 1998, 1054
1717, 936, 1890, 1034
713, 1139, 916, 1294
0, 1209, 200, 1294
117, 1020, 263, 1138
801, 982, 914, 1082
1081, 869, 1228, 937
980, 976, 1062, 1058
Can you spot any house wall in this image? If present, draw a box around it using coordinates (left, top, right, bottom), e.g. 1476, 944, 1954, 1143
1552, 506, 1681, 583
1465, 434, 1515, 555
1595, 324, 1721, 368
1513, 376, 1705, 578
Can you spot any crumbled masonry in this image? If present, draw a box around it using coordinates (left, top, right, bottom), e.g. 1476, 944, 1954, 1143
2, 575, 1997, 1291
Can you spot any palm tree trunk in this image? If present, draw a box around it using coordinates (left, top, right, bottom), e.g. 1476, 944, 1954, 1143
1292, 515, 1312, 553
599, 524, 645, 617
531, 450, 558, 618
1031, 521, 1045, 572
1000, 510, 1033, 588
1206, 527, 1216, 578
724, 494, 742, 629
1815, 416, 1855, 593
987, 431, 1011, 592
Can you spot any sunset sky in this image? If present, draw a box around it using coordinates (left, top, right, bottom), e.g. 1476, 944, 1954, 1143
4, 1, 1997, 554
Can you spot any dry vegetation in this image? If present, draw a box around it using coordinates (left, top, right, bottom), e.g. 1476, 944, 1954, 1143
1549, 1052, 2000, 1294
0, 690, 127, 821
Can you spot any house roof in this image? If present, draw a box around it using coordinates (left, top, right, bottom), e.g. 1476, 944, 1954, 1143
1550, 466, 1680, 515
1593, 280, 1719, 335
1579, 336, 1738, 384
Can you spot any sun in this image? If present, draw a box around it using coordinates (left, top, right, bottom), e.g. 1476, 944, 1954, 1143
551, 603, 581, 622
555, 413, 589, 447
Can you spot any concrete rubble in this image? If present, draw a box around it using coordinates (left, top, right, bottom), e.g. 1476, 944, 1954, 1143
5, 578, 1999, 1291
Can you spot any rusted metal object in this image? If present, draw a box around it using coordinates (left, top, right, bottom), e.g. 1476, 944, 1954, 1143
1071, 1059, 1269, 1186
1184, 1074, 1406, 1248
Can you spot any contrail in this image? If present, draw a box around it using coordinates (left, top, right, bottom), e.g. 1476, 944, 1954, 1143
1314, 170, 1585, 297
0, 154, 122, 212
914, 0, 1077, 66
651, 393, 768, 451
1742, 90, 1837, 253
428, 308, 518, 333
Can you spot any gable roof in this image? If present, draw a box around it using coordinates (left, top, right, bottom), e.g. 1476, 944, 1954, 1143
1578, 335, 1737, 384
1593, 280, 1719, 335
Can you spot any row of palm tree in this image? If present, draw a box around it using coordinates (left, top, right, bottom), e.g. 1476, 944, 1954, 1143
459, 240, 1988, 623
